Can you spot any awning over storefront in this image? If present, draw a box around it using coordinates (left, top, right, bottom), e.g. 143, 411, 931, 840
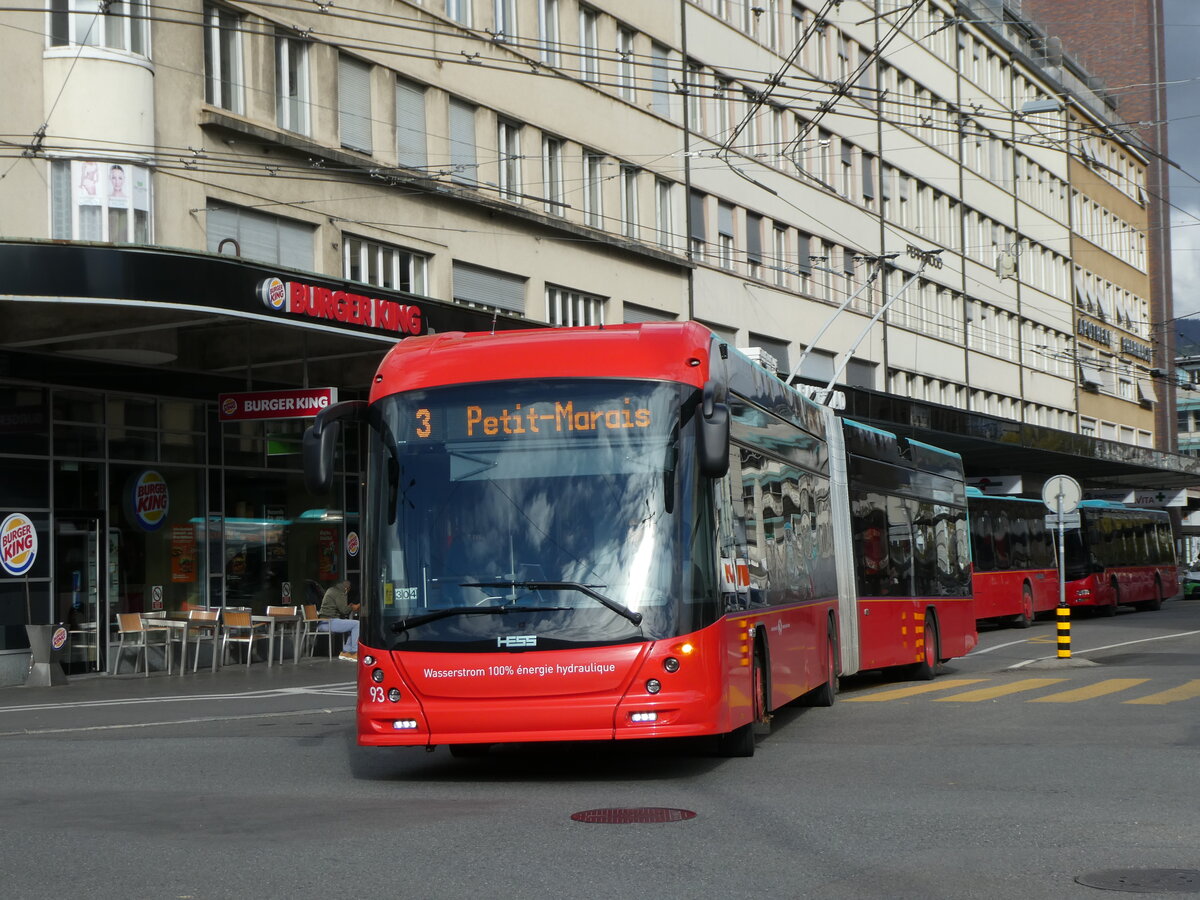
0, 241, 531, 390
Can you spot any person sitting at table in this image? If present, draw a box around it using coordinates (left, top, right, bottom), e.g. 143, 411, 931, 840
319, 579, 360, 662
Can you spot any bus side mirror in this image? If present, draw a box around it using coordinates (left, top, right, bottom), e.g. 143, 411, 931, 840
696, 381, 730, 478
303, 401, 367, 494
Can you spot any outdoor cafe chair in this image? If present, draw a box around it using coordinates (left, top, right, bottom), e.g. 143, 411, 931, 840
300, 604, 335, 659
180, 609, 221, 673
265, 605, 301, 663
220, 609, 269, 667
111, 612, 172, 676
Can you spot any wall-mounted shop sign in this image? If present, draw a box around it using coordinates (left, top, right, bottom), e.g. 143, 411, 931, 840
0, 513, 38, 576
219, 388, 339, 422
258, 277, 423, 335
1120, 337, 1152, 362
1077, 318, 1112, 347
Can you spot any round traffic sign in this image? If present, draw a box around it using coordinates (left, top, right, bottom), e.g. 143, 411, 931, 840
1041, 474, 1081, 514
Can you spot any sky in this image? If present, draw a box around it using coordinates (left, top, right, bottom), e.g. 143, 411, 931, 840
1166, 0, 1200, 321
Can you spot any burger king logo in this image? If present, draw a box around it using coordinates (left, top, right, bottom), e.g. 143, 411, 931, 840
258, 276, 287, 312
52, 627, 68, 651
346, 531, 360, 558
221, 396, 238, 417
0, 513, 38, 576
132, 471, 169, 531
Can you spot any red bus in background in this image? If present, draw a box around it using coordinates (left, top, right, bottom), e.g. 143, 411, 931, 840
1063, 501, 1178, 615
303, 323, 975, 757
968, 491, 1059, 628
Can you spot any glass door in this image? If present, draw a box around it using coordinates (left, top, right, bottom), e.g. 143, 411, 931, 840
55, 518, 102, 674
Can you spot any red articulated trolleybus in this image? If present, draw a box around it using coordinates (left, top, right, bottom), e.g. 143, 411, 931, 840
968, 491, 1060, 628
1062, 501, 1178, 615
303, 323, 976, 757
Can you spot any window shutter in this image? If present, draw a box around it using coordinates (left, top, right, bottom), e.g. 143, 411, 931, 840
745, 213, 762, 261
338, 55, 373, 153
395, 77, 427, 168
622, 303, 675, 323
718, 202, 733, 237
689, 191, 706, 241
278, 217, 314, 270
748, 332, 789, 374
453, 262, 525, 312
650, 42, 670, 116
449, 99, 478, 183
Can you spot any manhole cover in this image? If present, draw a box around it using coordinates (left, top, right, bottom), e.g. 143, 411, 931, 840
570, 807, 697, 824
1076, 869, 1200, 894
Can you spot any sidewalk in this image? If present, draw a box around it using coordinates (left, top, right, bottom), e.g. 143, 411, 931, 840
0, 655, 357, 736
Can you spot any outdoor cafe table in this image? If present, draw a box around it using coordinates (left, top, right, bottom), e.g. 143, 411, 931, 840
253, 613, 303, 666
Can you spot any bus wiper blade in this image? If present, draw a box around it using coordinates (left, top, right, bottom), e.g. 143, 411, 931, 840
391, 605, 562, 634
465, 581, 643, 626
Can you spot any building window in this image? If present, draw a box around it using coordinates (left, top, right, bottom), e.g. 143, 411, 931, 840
650, 41, 672, 118
276, 32, 310, 135
204, 4, 243, 114
205, 201, 313, 270
343, 235, 428, 295
395, 77, 427, 168
338, 54, 373, 153
583, 150, 604, 227
446, 0, 471, 26
546, 285, 605, 327
497, 119, 522, 200
746, 213, 763, 280
689, 190, 707, 260
538, 0, 560, 66
543, 135, 565, 215
656, 178, 674, 250
448, 98, 478, 184
51, 159, 151, 243
50, 0, 149, 55
717, 202, 735, 270
579, 6, 600, 82
772, 225, 788, 287
493, 0, 517, 41
617, 27, 636, 100
620, 165, 639, 239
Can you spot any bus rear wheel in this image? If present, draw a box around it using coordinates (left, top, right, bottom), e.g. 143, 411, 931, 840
803, 625, 839, 708
1135, 578, 1164, 612
1012, 583, 1035, 629
908, 612, 939, 681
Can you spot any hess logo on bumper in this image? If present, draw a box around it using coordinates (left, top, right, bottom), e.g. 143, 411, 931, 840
497, 635, 537, 648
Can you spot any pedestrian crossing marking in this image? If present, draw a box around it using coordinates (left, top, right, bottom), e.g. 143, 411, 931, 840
1123, 679, 1200, 706
1027, 678, 1149, 703
932, 678, 1067, 702
843, 679, 988, 702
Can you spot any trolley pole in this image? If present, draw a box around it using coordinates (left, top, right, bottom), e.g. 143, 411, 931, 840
1041, 475, 1081, 662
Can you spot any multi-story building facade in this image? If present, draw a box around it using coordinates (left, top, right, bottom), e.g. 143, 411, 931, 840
0, 0, 1195, 682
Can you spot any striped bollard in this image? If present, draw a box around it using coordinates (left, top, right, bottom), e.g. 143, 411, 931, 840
1057, 605, 1071, 659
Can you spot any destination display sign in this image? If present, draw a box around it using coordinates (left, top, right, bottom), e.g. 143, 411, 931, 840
415, 397, 655, 442
402, 383, 672, 445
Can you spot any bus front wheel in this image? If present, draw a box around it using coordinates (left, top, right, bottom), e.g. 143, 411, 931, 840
1012, 583, 1035, 629
716, 648, 767, 757
909, 612, 939, 681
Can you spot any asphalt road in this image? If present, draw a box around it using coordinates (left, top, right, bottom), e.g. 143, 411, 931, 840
1, 600, 1198, 899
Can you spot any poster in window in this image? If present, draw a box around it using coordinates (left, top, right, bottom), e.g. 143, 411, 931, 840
106, 163, 128, 209
76, 161, 101, 206
170, 525, 197, 583
132, 167, 150, 211
318, 527, 338, 579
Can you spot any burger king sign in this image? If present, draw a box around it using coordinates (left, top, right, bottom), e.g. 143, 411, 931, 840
130, 470, 170, 531
1, 513, 38, 576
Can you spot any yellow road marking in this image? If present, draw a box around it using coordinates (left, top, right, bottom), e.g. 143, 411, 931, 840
933, 678, 1067, 702
1028, 678, 1149, 703
1123, 680, 1200, 706
843, 679, 988, 702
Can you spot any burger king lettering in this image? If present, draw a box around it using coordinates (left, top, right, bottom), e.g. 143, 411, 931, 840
131, 471, 169, 531
0, 513, 38, 576
256, 278, 422, 335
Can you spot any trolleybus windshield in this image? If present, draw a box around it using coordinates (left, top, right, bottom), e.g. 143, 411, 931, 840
365, 378, 720, 651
